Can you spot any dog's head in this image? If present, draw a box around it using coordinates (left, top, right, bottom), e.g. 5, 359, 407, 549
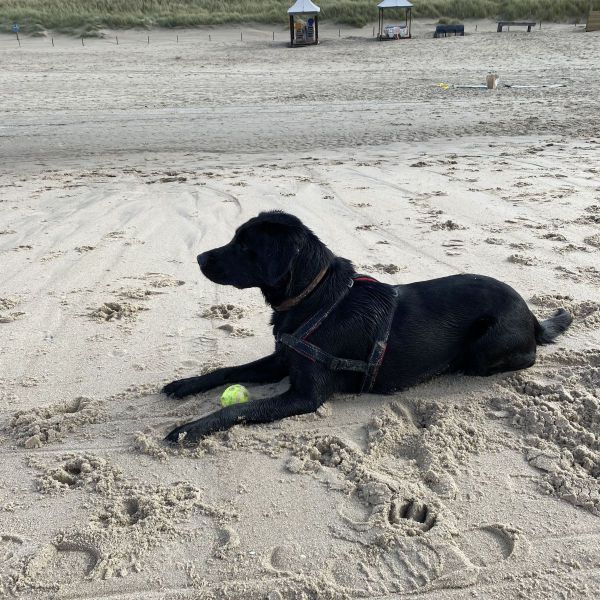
198, 211, 320, 290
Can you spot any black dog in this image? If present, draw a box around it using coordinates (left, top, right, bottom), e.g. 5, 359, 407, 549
163, 211, 572, 443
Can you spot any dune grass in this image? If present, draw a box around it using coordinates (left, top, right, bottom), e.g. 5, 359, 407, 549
1, 0, 598, 34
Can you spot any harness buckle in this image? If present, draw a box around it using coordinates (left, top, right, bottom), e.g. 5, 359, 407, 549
330, 357, 343, 370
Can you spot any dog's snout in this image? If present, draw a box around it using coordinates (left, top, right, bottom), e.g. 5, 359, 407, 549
197, 253, 209, 269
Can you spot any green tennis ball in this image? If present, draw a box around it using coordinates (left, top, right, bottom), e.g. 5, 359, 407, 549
221, 384, 250, 407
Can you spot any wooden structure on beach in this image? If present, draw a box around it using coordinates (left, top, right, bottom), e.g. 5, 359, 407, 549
377, 0, 413, 40
497, 21, 536, 32
288, 0, 320, 47
586, 11, 600, 32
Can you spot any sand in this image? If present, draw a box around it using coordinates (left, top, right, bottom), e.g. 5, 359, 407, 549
1, 19, 600, 600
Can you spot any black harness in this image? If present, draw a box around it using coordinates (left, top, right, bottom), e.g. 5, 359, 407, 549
276, 275, 400, 393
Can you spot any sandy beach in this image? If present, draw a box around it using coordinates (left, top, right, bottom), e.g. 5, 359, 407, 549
1, 20, 600, 599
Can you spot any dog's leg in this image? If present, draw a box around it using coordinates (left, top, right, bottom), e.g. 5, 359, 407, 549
164, 388, 326, 444
162, 352, 287, 399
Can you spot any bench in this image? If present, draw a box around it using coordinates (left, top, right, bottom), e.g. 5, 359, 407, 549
497, 21, 536, 32
434, 24, 465, 38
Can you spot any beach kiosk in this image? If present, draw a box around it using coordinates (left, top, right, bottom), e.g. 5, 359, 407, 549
377, 0, 413, 40
288, 0, 320, 47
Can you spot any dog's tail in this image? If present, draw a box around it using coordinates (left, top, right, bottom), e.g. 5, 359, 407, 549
534, 308, 573, 345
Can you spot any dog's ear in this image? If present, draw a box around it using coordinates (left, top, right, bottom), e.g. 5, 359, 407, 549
264, 236, 300, 287
255, 220, 302, 287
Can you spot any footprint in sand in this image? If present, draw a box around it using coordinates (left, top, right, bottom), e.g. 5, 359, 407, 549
329, 537, 451, 594
0, 309, 26, 323
138, 272, 185, 289
455, 524, 519, 568
386, 497, 437, 533
116, 273, 184, 301
89, 302, 149, 322
507, 253, 539, 267
24, 540, 99, 587
35, 454, 122, 494
584, 233, 600, 248
268, 543, 316, 573
103, 231, 125, 240
214, 525, 240, 558
1, 534, 26, 564
359, 263, 405, 275
484, 237, 506, 245
10, 397, 106, 448
218, 323, 254, 337
117, 288, 162, 301
541, 232, 567, 242
202, 304, 246, 320
509, 242, 533, 251
330, 522, 520, 595
431, 220, 467, 231
555, 265, 600, 284
40, 250, 66, 262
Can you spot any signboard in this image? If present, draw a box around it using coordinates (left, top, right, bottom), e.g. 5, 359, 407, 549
12, 24, 20, 33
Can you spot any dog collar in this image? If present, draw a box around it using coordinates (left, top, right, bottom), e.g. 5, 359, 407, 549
273, 266, 329, 312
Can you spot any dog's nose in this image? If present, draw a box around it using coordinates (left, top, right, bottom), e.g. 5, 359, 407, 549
197, 253, 209, 268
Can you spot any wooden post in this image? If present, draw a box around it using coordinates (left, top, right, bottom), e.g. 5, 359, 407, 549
51, 36, 54, 47
116, 35, 119, 45
373, 26, 375, 37
338, 28, 341, 37
177, 34, 179, 43
209, 34, 211, 41
81, 35, 84, 46
147, 35, 150, 45
475, 24, 478, 31
273, 31, 275, 41
16, 32, 20, 47
240, 31, 243, 41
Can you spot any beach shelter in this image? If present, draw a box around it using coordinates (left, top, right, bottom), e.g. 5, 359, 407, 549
377, 0, 413, 40
288, 0, 320, 46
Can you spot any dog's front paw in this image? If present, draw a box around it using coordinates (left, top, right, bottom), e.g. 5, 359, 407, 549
162, 376, 206, 399
164, 415, 222, 445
